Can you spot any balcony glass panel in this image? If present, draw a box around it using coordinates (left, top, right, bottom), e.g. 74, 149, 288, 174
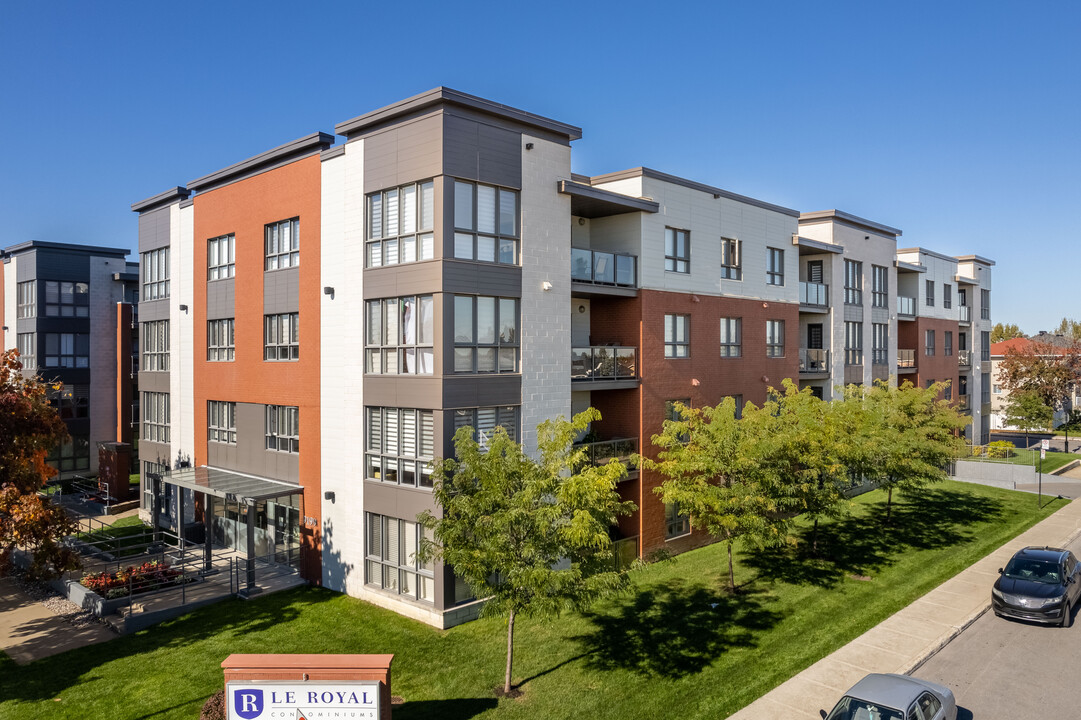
570, 248, 637, 287
959, 306, 971, 322
897, 296, 916, 316
799, 348, 829, 372
958, 349, 971, 366
799, 281, 829, 306
897, 349, 916, 368
571, 346, 637, 381
574, 437, 638, 470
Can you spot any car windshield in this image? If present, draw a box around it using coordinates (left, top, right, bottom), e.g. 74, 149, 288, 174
825, 696, 903, 720
1003, 557, 1061, 584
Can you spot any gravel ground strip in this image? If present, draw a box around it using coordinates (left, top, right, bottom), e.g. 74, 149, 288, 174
10, 576, 113, 631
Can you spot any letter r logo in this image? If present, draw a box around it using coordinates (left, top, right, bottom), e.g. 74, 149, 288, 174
233, 688, 264, 719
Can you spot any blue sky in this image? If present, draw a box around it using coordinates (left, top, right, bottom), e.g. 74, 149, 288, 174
1, 1, 1077, 331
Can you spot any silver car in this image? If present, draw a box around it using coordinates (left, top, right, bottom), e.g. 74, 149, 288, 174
821, 673, 957, 720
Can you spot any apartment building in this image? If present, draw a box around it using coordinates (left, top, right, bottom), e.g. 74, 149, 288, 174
0, 241, 139, 477
132, 87, 994, 628
989, 335, 1081, 433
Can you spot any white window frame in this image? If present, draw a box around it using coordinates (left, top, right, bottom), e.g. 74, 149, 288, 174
208, 234, 236, 280
265, 405, 299, 453
142, 247, 170, 300
265, 218, 300, 271
208, 401, 237, 444
208, 319, 235, 362
367, 181, 436, 268
143, 391, 170, 443
365, 513, 436, 603
142, 320, 170, 372
264, 313, 299, 361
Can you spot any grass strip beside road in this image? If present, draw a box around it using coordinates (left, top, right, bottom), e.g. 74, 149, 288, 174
0, 480, 1067, 720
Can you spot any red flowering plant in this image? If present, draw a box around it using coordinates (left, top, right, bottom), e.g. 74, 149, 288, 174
80, 560, 185, 598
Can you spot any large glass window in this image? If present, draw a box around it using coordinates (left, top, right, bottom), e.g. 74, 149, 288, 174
47, 436, 90, 473
453, 295, 519, 373
845, 321, 863, 365
664, 314, 689, 358
365, 513, 436, 603
721, 238, 741, 280
720, 317, 741, 358
944, 330, 953, 357
16, 333, 35, 370
766, 247, 785, 286
981, 289, 991, 320
872, 265, 888, 308
208, 319, 235, 361
665, 227, 690, 273
44, 280, 89, 317
872, 323, 888, 365
49, 385, 89, 419
264, 313, 299, 361
926, 280, 935, 307
142, 247, 170, 300
665, 502, 690, 539
44, 333, 89, 368
208, 401, 236, 444
208, 234, 235, 280
453, 406, 520, 449
143, 392, 170, 443
925, 329, 936, 356
367, 181, 435, 267
766, 320, 785, 358
16, 281, 35, 318
365, 407, 434, 488
366, 296, 435, 375
844, 260, 863, 305
265, 218, 300, 270
453, 180, 519, 265
943, 283, 952, 309
265, 405, 299, 453
142, 320, 169, 371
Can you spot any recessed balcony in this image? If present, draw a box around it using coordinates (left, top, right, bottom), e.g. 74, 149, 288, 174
571, 248, 638, 297
571, 346, 639, 390
958, 349, 971, 367
799, 282, 829, 312
897, 296, 916, 319
897, 348, 916, 373
573, 437, 639, 481
799, 348, 830, 376
959, 306, 971, 324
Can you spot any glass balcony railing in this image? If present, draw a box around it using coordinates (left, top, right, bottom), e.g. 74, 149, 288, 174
958, 396, 970, 411
799, 348, 829, 372
574, 437, 638, 471
571, 346, 637, 381
897, 296, 916, 316
958, 349, 971, 366
799, 281, 829, 306
571, 248, 637, 287
959, 306, 971, 322
897, 349, 916, 368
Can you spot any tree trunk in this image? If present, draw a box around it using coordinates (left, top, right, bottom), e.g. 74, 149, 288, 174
812, 517, 820, 555
886, 486, 893, 525
727, 541, 735, 592
504, 610, 515, 694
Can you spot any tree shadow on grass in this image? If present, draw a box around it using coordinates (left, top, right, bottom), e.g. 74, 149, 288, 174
394, 698, 499, 720
0, 585, 335, 705
746, 488, 1004, 589
571, 580, 782, 679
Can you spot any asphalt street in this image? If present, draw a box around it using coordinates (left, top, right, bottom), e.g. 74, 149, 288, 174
915, 534, 1081, 720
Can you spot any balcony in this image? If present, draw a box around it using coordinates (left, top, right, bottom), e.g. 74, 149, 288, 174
897, 349, 916, 373
958, 349, 971, 367
573, 437, 639, 481
571, 346, 639, 389
897, 296, 916, 318
799, 282, 829, 311
959, 306, 971, 324
571, 248, 638, 297
958, 395, 970, 412
799, 348, 830, 375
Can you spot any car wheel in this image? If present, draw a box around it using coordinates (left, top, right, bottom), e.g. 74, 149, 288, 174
1062, 601, 1072, 629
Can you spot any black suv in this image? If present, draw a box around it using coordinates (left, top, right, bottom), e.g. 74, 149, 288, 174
992, 546, 1081, 627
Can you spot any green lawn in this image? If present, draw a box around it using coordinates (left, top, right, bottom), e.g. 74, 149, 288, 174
73, 515, 152, 559
976, 448, 1076, 473
0, 480, 1067, 720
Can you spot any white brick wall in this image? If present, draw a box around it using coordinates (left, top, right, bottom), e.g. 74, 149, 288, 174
171, 202, 196, 470
520, 134, 573, 456
2, 256, 18, 353
320, 141, 368, 595
87, 255, 125, 473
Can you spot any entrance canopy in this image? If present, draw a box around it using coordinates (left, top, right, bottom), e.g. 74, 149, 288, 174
160, 466, 303, 503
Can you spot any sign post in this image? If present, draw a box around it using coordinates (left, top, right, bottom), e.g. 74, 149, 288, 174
1040, 439, 1050, 506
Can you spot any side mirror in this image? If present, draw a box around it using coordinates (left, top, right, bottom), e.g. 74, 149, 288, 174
998, 568, 1004, 574
820, 711, 828, 719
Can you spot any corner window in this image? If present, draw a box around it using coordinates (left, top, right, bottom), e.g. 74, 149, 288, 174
16, 281, 35, 318
453, 181, 519, 265
208, 319, 235, 362
44, 333, 89, 368
266, 405, 299, 453
142, 320, 169, 372
44, 281, 89, 317
264, 313, 299, 361
766, 320, 785, 358
664, 314, 689, 358
720, 317, 741, 358
142, 247, 170, 300
766, 247, 785, 286
721, 238, 741, 280
265, 218, 299, 270
453, 406, 520, 449
208, 401, 237, 444
365, 407, 434, 488
366, 296, 435, 375
665, 502, 690, 539
367, 181, 435, 267
665, 227, 690, 273
453, 295, 519, 373
365, 513, 436, 603
208, 234, 235, 280
47, 436, 90, 473
49, 385, 89, 419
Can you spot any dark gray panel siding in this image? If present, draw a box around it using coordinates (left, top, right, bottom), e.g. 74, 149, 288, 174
140, 440, 172, 469
226, 402, 300, 484
263, 268, 300, 315
25, 249, 92, 283
206, 438, 238, 472
207, 278, 235, 320
362, 113, 443, 194
442, 262, 522, 297
362, 377, 445, 409
362, 262, 443, 300
139, 299, 170, 322
138, 206, 172, 253
442, 376, 521, 410
15, 254, 37, 281
138, 372, 170, 393
443, 112, 521, 189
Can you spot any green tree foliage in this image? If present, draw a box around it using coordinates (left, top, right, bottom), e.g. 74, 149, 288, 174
990, 322, 1025, 343
861, 380, 970, 523
1054, 318, 1081, 341
1004, 389, 1053, 443
999, 340, 1081, 449
0, 349, 78, 577
419, 408, 634, 695
639, 396, 796, 592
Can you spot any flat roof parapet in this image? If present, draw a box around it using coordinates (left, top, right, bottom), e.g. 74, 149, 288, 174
800, 209, 902, 237
590, 167, 800, 218
131, 186, 192, 213
187, 132, 335, 193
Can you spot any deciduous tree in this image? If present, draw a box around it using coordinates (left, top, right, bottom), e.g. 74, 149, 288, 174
1003, 389, 1053, 445
990, 322, 1024, 343
999, 340, 1081, 450
0, 349, 79, 577
419, 409, 633, 696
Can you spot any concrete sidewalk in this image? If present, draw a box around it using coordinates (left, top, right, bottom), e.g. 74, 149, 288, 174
0, 578, 115, 665
728, 496, 1081, 719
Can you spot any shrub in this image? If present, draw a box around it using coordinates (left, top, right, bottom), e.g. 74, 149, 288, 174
200, 690, 225, 720
987, 440, 1015, 459
80, 560, 184, 598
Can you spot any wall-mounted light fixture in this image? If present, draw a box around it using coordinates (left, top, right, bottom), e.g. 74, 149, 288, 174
324, 491, 336, 503
542, 281, 553, 291
525, 142, 534, 150
178, 304, 188, 312
578, 217, 586, 226
324, 286, 334, 297
578, 305, 586, 314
